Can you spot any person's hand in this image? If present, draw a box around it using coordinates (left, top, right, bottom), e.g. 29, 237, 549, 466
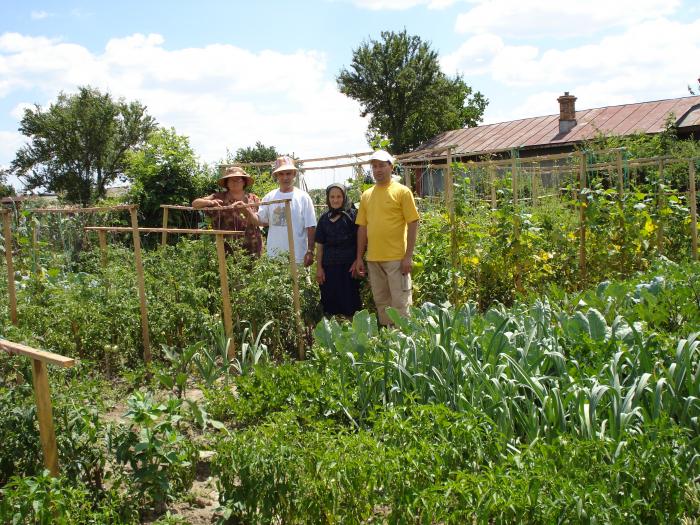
209, 199, 224, 207
232, 201, 248, 216
316, 266, 325, 284
400, 255, 413, 275
352, 258, 366, 278
303, 251, 314, 268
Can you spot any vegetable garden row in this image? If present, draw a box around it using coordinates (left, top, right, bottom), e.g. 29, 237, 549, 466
0, 145, 699, 523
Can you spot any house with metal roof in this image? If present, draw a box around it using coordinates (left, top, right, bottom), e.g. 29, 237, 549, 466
414, 93, 700, 159
407, 93, 700, 195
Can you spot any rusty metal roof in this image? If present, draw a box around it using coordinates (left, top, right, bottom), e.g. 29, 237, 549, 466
414, 95, 700, 157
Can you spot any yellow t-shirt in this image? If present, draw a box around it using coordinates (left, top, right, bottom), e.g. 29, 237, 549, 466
356, 181, 419, 261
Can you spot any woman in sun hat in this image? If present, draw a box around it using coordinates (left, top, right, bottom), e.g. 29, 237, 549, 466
192, 165, 262, 257
314, 183, 362, 317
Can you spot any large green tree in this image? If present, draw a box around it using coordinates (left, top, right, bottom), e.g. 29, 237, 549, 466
10, 86, 156, 204
126, 128, 211, 227
338, 30, 487, 153
234, 141, 279, 164
0, 168, 14, 198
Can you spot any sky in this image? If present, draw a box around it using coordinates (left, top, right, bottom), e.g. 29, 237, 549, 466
1, 0, 699, 189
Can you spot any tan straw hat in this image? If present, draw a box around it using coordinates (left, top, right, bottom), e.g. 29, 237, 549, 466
271, 156, 298, 175
218, 166, 254, 188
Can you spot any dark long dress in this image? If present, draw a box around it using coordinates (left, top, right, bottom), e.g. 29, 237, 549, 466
315, 208, 362, 316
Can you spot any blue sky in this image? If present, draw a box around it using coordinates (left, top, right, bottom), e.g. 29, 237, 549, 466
1, 0, 699, 189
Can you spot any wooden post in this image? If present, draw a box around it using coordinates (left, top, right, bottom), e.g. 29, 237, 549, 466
129, 207, 151, 363
161, 207, 169, 248
284, 201, 305, 359
215, 234, 235, 359
690, 160, 698, 261
511, 156, 518, 206
656, 160, 664, 255
31, 359, 59, 476
2, 210, 17, 325
578, 152, 587, 286
404, 166, 411, 188
532, 164, 539, 207
1, 339, 75, 477
616, 150, 626, 274
445, 148, 458, 304
97, 230, 108, 270
489, 163, 497, 209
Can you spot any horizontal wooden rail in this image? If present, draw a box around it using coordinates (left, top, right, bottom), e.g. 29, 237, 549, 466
85, 227, 245, 235
29, 205, 136, 214
0, 339, 75, 367
162, 198, 291, 212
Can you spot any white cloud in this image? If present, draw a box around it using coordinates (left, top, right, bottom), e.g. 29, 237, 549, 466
446, 16, 700, 122
0, 32, 370, 174
454, 0, 681, 37
351, 0, 457, 10
30, 10, 51, 20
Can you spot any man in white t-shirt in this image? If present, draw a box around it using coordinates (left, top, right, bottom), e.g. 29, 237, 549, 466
258, 156, 317, 266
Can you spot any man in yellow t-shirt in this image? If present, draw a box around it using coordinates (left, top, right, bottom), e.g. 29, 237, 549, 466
353, 150, 419, 326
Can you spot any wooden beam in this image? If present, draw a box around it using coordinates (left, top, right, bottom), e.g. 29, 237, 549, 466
2, 210, 17, 325
161, 206, 169, 247
0, 339, 75, 367
85, 226, 245, 235
29, 205, 135, 214
97, 230, 108, 270
215, 234, 235, 359
579, 152, 587, 286
284, 201, 305, 360
161, 198, 290, 212
129, 208, 151, 363
32, 359, 59, 476
690, 160, 698, 261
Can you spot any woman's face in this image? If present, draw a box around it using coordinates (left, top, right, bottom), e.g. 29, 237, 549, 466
328, 187, 344, 209
226, 177, 246, 191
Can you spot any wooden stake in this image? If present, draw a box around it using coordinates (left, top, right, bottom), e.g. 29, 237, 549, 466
445, 148, 458, 304
161, 207, 169, 248
31, 359, 59, 476
97, 230, 108, 270
616, 150, 626, 274
129, 208, 151, 363
489, 163, 497, 209
656, 160, 665, 254
284, 201, 305, 359
578, 153, 587, 286
215, 234, 235, 359
532, 164, 539, 207
511, 156, 518, 205
690, 160, 698, 260
2, 210, 17, 325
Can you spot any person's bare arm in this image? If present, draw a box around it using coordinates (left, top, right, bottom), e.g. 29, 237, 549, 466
316, 243, 325, 284
401, 220, 419, 275
303, 226, 316, 267
352, 225, 367, 277
232, 201, 259, 227
192, 196, 223, 209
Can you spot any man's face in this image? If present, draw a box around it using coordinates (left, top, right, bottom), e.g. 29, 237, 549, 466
276, 170, 296, 191
370, 160, 393, 185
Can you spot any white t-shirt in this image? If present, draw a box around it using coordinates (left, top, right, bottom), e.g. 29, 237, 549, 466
258, 187, 317, 263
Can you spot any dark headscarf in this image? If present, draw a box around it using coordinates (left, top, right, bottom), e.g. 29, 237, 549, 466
325, 183, 352, 218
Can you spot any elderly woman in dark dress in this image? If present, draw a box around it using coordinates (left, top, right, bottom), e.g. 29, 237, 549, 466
192, 166, 262, 257
315, 183, 362, 317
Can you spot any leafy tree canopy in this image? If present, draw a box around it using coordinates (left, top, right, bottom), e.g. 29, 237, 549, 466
234, 141, 280, 164
126, 127, 212, 227
338, 30, 487, 154
10, 86, 156, 205
0, 168, 15, 198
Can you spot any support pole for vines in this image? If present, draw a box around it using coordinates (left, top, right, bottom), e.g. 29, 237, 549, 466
215, 234, 235, 359
2, 209, 17, 325
489, 162, 497, 209
511, 153, 523, 293
690, 159, 698, 261
97, 230, 108, 270
656, 160, 665, 255
284, 201, 305, 360
578, 152, 588, 286
511, 155, 518, 205
129, 207, 151, 363
445, 147, 458, 304
0, 339, 75, 477
161, 207, 169, 248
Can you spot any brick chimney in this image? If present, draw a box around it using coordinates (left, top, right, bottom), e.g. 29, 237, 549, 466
557, 92, 577, 134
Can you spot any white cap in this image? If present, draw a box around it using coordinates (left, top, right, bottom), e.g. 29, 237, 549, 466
369, 150, 395, 165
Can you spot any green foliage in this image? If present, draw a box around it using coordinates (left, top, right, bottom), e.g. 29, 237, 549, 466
10, 86, 156, 204
0, 384, 41, 485
233, 141, 279, 164
126, 127, 213, 227
108, 391, 197, 510
0, 471, 138, 525
338, 30, 487, 153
